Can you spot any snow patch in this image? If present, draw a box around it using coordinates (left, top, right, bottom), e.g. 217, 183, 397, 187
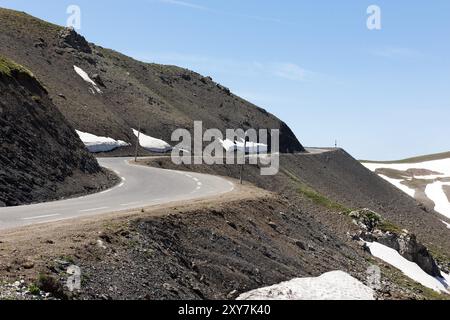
378, 174, 415, 197
73, 66, 102, 93
363, 158, 450, 177
237, 271, 374, 300
366, 242, 449, 293
220, 138, 268, 154
363, 159, 450, 217
76, 130, 129, 153
133, 129, 172, 153
425, 182, 450, 219
442, 220, 450, 229
414, 174, 445, 180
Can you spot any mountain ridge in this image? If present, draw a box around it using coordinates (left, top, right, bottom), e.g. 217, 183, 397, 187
361, 151, 450, 164
0, 7, 304, 155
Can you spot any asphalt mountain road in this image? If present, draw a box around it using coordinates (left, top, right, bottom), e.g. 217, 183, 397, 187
0, 158, 235, 231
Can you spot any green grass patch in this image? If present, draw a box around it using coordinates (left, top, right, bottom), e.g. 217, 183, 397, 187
282, 170, 406, 234
36, 273, 67, 299
28, 283, 40, 295
378, 220, 403, 234
58, 255, 75, 264
428, 247, 450, 267
282, 169, 349, 211
0, 55, 34, 78
297, 184, 348, 211
31, 95, 41, 103
343, 208, 403, 234
381, 265, 450, 300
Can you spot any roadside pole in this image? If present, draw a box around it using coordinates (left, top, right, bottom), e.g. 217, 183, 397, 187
134, 119, 141, 163
240, 137, 248, 185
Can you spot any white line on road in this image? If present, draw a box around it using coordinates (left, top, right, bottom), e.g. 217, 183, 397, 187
120, 201, 141, 206
22, 214, 61, 221
79, 207, 109, 213
0, 158, 238, 230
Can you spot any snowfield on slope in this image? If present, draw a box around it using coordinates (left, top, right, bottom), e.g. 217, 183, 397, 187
220, 138, 268, 154
426, 181, 450, 219
73, 65, 102, 93
377, 174, 415, 197
366, 242, 449, 293
363, 158, 450, 219
237, 271, 374, 300
76, 130, 130, 153
133, 129, 172, 153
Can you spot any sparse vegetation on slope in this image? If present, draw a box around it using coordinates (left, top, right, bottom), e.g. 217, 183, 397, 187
282, 169, 349, 211
0, 8, 62, 34
0, 55, 34, 78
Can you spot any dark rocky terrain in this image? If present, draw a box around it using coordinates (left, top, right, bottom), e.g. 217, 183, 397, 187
0, 8, 303, 155
144, 150, 450, 268
0, 55, 116, 206
0, 191, 443, 301
76, 197, 371, 300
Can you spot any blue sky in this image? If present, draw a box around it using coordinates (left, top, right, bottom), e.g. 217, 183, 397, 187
1, 0, 449, 160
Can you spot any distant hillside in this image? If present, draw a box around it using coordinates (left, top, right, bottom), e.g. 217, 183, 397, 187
362, 152, 450, 225
361, 151, 450, 164
0, 55, 115, 206
0, 8, 304, 155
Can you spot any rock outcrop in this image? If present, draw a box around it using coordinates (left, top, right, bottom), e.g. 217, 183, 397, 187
58, 27, 92, 54
376, 233, 441, 277
350, 209, 441, 277
0, 55, 112, 206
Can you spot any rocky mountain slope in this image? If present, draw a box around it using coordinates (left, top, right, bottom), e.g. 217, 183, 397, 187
145, 150, 450, 258
0, 55, 116, 206
143, 150, 450, 294
0, 8, 304, 155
